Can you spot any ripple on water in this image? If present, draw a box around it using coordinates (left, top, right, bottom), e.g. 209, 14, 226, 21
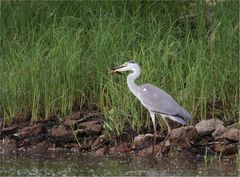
0, 152, 238, 176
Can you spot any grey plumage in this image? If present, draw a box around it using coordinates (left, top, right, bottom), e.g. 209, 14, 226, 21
109, 60, 192, 156
139, 84, 192, 125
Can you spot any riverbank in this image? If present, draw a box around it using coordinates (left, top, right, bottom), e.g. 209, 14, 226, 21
0, 109, 239, 158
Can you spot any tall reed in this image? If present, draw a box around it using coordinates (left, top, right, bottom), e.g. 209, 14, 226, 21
0, 1, 238, 136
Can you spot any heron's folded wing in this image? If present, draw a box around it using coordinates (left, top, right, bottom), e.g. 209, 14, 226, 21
139, 84, 192, 120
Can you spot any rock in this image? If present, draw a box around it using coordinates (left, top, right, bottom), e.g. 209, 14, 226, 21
92, 135, 109, 150
138, 144, 162, 156
132, 134, 163, 150
62, 142, 82, 152
0, 138, 17, 154
19, 136, 43, 147
63, 112, 102, 129
64, 111, 82, 120
77, 121, 102, 136
212, 144, 238, 156
195, 119, 224, 136
70, 147, 82, 152
170, 126, 200, 148
18, 123, 46, 139
64, 119, 81, 128
27, 141, 55, 154
49, 126, 74, 142
227, 122, 240, 129
132, 134, 151, 149
48, 147, 65, 152
63, 112, 82, 128
1, 125, 19, 137
109, 143, 131, 154
223, 128, 240, 142
212, 125, 227, 138
67, 142, 82, 148
74, 129, 87, 137
95, 147, 107, 156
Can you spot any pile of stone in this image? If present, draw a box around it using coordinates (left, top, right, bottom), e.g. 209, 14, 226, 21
0, 111, 104, 154
0, 114, 239, 157
110, 119, 239, 156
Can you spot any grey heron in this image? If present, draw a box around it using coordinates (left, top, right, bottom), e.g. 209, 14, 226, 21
109, 60, 192, 156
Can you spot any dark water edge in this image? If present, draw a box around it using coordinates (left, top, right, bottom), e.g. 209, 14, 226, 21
0, 152, 239, 176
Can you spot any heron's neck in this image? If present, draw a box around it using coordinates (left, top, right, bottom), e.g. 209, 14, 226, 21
127, 67, 141, 99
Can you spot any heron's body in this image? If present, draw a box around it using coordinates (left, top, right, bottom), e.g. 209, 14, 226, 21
109, 61, 192, 156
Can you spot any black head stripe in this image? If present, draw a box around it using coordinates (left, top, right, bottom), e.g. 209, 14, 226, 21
127, 60, 135, 64
113, 65, 124, 70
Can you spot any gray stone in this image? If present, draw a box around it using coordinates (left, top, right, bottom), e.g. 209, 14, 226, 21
77, 121, 102, 136
138, 144, 162, 156
132, 133, 162, 150
170, 126, 200, 148
212, 143, 238, 155
18, 123, 46, 138
63, 112, 82, 128
92, 135, 108, 150
195, 119, 224, 136
133, 134, 152, 147
1, 125, 19, 137
223, 128, 240, 142
212, 125, 227, 138
94, 147, 107, 156
49, 126, 74, 142
109, 143, 131, 154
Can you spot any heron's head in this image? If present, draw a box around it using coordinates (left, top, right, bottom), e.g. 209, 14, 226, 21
108, 60, 139, 73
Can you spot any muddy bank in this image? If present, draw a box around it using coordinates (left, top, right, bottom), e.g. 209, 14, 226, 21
0, 110, 239, 157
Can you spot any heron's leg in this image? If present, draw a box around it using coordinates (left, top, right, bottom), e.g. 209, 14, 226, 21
149, 111, 157, 155
161, 117, 172, 151
157, 117, 171, 156
163, 117, 171, 134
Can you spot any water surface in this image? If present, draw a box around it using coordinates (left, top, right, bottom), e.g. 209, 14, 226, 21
0, 152, 238, 176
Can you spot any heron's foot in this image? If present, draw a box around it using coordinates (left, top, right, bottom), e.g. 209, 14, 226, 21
155, 144, 166, 157
151, 146, 155, 156
154, 132, 171, 158
168, 130, 172, 135
156, 150, 163, 157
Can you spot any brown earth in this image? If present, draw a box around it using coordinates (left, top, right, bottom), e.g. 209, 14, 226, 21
0, 110, 239, 158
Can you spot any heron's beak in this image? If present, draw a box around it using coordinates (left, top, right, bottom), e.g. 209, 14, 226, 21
107, 65, 123, 74
107, 68, 116, 74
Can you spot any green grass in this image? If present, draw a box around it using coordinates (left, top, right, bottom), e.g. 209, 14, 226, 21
0, 1, 239, 136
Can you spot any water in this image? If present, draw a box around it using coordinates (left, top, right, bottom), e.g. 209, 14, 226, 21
0, 152, 239, 176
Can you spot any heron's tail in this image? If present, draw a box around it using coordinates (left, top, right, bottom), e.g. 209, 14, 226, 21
160, 114, 190, 125
167, 115, 188, 125
176, 108, 192, 124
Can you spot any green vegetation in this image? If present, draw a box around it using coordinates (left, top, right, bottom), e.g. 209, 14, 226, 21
0, 1, 239, 136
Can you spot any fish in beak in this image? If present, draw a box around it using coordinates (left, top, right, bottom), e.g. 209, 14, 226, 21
107, 65, 124, 74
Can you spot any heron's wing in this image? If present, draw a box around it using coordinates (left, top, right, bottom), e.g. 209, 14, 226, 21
139, 84, 192, 121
